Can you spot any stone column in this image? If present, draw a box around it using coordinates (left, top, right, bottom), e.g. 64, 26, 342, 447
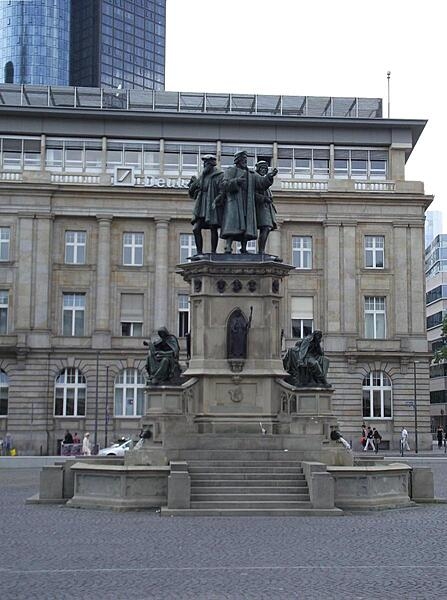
153, 218, 170, 329
324, 221, 341, 334
393, 224, 409, 336
341, 222, 356, 334
267, 220, 282, 258
93, 215, 112, 347
31, 213, 53, 346
16, 212, 34, 335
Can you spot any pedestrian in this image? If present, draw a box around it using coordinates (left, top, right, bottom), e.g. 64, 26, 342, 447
437, 426, 444, 449
360, 423, 367, 448
363, 426, 375, 452
82, 432, 91, 456
401, 427, 410, 451
73, 432, 80, 444
4, 432, 13, 456
330, 425, 352, 453
373, 427, 382, 453
63, 429, 74, 445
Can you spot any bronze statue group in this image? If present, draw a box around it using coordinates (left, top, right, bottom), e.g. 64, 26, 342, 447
189, 150, 278, 255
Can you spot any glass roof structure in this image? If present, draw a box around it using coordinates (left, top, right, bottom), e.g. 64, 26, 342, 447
0, 84, 382, 118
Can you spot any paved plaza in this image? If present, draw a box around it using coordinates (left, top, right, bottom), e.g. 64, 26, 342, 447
2, 455, 447, 600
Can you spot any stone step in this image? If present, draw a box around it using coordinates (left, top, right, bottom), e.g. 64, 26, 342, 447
191, 485, 304, 494
190, 500, 313, 509
161, 507, 343, 517
191, 493, 310, 502
188, 472, 302, 481
187, 460, 303, 468
191, 481, 306, 490
188, 465, 301, 474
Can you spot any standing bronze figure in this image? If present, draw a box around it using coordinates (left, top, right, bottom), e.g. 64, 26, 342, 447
188, 154, 223, 255
220, 150, 277, 254
255, 160, 278, 254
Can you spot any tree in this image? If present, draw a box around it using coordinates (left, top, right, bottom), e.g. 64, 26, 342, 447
433, 314, 447, 363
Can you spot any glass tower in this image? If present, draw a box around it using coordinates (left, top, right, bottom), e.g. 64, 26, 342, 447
0, 0, 166, 90
0, 0, 70, 85
70, 0, 166, 90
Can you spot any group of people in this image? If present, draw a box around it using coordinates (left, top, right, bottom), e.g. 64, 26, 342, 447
188, 151, 278, 255
360, 424, 383, 453
0, 432, 14, 456
62, 430, 91, 456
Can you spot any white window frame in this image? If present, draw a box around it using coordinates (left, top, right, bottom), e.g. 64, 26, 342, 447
0, 370, 8, 415
364, 296, 386, 339
362, 371, 393, 419
54, 368, 86, 417
62, 293, 85, 336
0, 290, 8, 334
114, 368, 145, 417
292, 236, 312, 269
180, 234, 197, 262
0, 227, 10, 261
291, 296, 314, 338
123, 232, 144, 266
178, 294, 190, 337
121, 322, 143, 337
65, 230, 86, 264
365, 235, 384, 269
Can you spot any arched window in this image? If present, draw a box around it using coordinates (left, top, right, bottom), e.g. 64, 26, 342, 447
114, 368, 145, 417
0, 370, 8, 415
4, 61, 14, 84
362, 371, 392, 419
54, 368, 86, 416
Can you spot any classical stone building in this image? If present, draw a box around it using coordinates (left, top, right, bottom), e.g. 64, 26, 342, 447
0, 85, 432, 454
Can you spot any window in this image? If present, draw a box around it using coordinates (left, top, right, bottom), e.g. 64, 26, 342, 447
427, 311, 445, 330
63, 293, 85, 336
362, 371, 392, 418
0, 290, 8, 334
364, 296, 386, 338
123, 233, 143, 266
0, 370, 8, 415
291, 297, 313, 338
178, 294, 189, 337
65, 231, 86, 264
54, 368, 86, 416
365, 235, 384, 269
120, 293, 143, 336
334, 149, 388, 180
292, 236, 312, 269
114, 368, 145, 417
0, 227, 10, 261
4, 61, 14, 84
180, 234, 197, 262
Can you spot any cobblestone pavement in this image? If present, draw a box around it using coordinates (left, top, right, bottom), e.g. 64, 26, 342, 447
1, 458, 447, 600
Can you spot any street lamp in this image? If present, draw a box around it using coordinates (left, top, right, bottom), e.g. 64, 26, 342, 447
413, 360, 419, 454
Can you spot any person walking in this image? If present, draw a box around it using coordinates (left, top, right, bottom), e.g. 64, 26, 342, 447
436, 426, 444, 449
82, 432, 91, 456
373, 427, 382, 453
4, 432, 13, 456
360, 423, 367, 449
63, 430, 73, 445
363, 426, 375, 452
401, 427, 410, 451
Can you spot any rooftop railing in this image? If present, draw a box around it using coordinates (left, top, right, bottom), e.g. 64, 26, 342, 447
0, 85, 383, 118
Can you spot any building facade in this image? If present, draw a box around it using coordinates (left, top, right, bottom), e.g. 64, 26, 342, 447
0, 0, 165, 90
425, 210, 443, 249
0, 85, 432, 454
425, 234, 447, 430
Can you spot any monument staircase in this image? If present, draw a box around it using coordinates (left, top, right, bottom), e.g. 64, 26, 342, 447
161, 451, 343, 516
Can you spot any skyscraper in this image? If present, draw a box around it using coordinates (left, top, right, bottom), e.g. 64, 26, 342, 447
70, 0, 166, 90
0, 0, 166, 90
425, 210, 444, 249
0, 0, 71, 86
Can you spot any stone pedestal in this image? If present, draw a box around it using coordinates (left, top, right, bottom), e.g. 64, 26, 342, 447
178, 254, 293, 431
